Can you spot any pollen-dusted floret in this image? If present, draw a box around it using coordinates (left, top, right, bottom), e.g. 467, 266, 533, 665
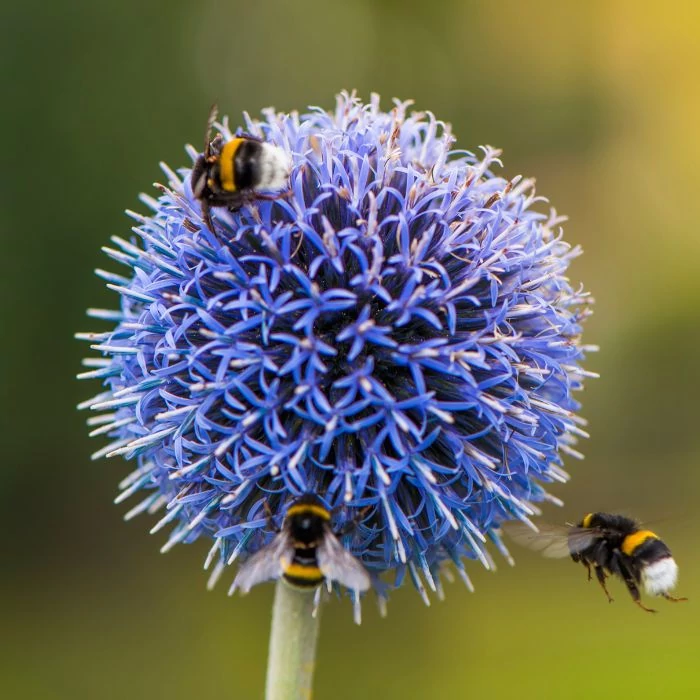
78, 91, 594, 613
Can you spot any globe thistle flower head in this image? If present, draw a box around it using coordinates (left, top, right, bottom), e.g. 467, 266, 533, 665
78, 91, 593, 615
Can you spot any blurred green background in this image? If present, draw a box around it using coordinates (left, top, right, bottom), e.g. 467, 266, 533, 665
3, 1, 700, 698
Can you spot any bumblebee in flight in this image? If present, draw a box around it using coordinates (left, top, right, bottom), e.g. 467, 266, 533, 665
506, 512, 687, 613
190, 105, 290, 232
232, 495, 371, 595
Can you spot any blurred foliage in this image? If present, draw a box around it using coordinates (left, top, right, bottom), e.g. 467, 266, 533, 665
3, 0, 700, 698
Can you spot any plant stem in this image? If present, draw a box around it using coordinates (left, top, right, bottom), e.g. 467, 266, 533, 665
265, 581, 321, 700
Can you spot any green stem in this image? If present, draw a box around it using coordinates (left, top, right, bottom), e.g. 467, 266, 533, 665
265, 581, 321, 700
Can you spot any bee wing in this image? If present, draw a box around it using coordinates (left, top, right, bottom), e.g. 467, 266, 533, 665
316, 527, 371, 593
204, 104, 218, 158
232, 531, 293, 594
565, 527, 607, 555
503, 522, 603, 559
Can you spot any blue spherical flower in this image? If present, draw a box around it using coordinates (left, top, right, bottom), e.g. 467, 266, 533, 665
78, 91, 593, 613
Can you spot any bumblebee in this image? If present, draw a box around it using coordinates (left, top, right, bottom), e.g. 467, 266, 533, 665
232, 495, 371, 595
190, 105, 290, 232
506, 512, 687, 613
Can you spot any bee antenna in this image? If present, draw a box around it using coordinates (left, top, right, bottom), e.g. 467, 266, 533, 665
205, 104, 218, 158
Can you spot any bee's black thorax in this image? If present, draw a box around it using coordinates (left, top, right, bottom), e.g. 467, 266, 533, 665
578, 512, 639, 537
288, 513, 325, 547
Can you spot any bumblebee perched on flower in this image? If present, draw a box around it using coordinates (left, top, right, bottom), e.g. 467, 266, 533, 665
506, 512, 687, 613
232, 495, 370, 596
190, 105, 290, 232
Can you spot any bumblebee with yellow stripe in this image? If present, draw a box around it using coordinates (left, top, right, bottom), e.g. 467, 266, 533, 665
505, 512, 687, 613
190, 105, 290, 232
231, 495, 370, 595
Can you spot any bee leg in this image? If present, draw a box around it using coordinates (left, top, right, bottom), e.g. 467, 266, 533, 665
253, 190, 293, 205
262, 499, 280, 533
634, 599, 657, 614
228, 192, 256, 213
662, 593, 688, 603
200, 200, 215, 233
583, 560, 592, 581
621, 576, 657, 613
253, 192, 283, 201
593, 565, 614, 603
334, 504, 373, 536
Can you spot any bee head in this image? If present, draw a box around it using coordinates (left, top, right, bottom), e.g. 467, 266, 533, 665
191, 155, 210, 199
